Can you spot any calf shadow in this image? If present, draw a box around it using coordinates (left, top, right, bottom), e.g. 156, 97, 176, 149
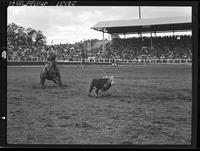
88, 93, 131, 99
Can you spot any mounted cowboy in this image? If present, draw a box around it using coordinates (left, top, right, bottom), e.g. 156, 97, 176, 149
40, 47, 63, 88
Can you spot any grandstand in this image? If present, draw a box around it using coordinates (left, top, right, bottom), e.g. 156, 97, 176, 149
90, 16, 191, 62
7, 16, 192, 65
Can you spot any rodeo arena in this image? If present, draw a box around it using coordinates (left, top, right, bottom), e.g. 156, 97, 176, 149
7, 9, 192, 145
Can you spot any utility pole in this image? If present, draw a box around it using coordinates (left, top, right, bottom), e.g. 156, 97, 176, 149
138, 6, 142, 51
82, 39, 85, 64
139, 6, 141, 19
139, 6, 142, 38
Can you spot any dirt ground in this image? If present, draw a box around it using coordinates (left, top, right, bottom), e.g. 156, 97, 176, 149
7, 64, 192, 145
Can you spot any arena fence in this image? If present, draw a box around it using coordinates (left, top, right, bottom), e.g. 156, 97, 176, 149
7, 58, 192, 66
84, 58, 192, 64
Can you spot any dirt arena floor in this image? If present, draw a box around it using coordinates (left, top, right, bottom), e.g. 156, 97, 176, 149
7, 64, 192, 145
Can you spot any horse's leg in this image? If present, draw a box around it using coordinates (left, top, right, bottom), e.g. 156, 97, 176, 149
51, 75, 59, 85
52, 75, 63, 88
40, 64, 49, 88
49, 64, 63, 87
40, 74, 46, 88
57, 74, 63, 87
54, 66, 63, 87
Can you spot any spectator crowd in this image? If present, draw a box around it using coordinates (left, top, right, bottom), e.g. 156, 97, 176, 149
102, 35, 192, 60
7, 23, 192, 61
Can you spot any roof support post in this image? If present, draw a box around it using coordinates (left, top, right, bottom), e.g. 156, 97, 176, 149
82, 39, 85, 61
139, 6, 141, 19
102, 28, 105, 52
151, 32, 153, 49
138, 32, 142, 51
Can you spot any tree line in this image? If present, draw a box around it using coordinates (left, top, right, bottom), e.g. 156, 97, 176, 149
7, 23, 47, 60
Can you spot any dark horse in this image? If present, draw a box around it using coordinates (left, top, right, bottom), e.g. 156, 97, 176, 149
40, 61, 63, 88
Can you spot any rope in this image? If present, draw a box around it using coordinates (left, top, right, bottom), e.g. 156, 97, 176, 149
78, 59, 107, 77
89, 61, 107, 76
79, 59, 122, 78
93, 63, 107, 76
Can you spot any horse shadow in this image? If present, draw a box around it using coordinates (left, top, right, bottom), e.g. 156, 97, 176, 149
31, 82, 69, 90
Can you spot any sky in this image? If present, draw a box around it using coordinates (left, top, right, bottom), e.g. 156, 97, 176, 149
7, 6, 192, 45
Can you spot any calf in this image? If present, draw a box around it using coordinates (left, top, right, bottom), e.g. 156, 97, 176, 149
88, 75, 114, 96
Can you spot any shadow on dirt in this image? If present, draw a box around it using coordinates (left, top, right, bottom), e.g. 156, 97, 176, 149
30, 83, 70, 89
88, 93, 131, 99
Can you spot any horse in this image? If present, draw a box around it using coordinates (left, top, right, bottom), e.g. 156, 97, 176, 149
40, 61, 63, 88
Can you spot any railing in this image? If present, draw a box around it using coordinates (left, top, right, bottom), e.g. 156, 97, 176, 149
7, 58, 192, 64
84, 58, 192, 64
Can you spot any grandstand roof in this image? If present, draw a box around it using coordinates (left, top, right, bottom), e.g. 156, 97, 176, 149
91, 16, 191, 34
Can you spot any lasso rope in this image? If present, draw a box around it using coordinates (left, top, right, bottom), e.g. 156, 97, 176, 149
79, 58, 122, 78
92, 63, 107, 76
84, 60, 107, 77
